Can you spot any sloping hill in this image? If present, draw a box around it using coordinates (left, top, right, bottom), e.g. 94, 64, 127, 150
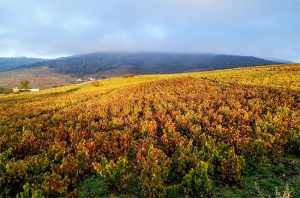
0, 66, 74, 89
0, 53, 282, 89
25, 52, 280, 76
0, 57, 46, 72
0, 64, 299, 197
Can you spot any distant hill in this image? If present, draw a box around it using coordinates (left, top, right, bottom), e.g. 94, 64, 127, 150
23, 52, 281, 76
0, 66, 73, 89
0, 57, 47, 72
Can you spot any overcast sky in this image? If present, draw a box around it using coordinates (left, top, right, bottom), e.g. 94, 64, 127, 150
0, 0, 299, 61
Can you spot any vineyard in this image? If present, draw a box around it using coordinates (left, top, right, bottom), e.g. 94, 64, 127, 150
0, 64, 299, 197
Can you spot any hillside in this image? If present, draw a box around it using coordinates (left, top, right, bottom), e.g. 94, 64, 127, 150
0, 64, 299, 197
0, 66, 74, 89
0, 57, 46, 72
24, 52, 280, 76
0, 53, 282, 89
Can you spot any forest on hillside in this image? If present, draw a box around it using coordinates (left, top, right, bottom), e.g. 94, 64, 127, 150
0, 57, 46, 72
25, 52, 279, 76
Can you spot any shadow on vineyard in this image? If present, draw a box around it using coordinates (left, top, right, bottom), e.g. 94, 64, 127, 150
0, 65, 299, 197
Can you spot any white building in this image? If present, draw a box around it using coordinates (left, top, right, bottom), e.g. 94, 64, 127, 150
28, 88, 39, 92
13, 87, 19, 93
13, 87, 40, 93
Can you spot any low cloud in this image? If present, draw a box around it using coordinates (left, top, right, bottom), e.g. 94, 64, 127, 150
0, 0, 299, 61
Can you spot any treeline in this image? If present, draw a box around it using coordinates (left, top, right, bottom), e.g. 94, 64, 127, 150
0, 57, 46, 72
0, 87, 13, 94
26, 52, 280, 76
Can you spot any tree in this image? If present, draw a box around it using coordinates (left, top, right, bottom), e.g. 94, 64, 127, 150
0, 87, 13, 94
19, 80, 30, 89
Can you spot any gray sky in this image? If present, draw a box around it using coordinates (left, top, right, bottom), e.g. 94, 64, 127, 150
0, 0, 299, 61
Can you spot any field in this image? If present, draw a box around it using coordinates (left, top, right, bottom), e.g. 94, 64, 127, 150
0, 66, 74, 89
0, 64, 299, 197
